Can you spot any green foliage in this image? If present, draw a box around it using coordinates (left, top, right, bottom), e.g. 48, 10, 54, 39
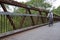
25, 0, 51, 8
15, 0, 51, 13
14, 7, 26, 14
53, 6, 60, 16
0, 15, 13, 33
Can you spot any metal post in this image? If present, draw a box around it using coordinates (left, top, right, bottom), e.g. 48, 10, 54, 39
39, 11, 44, 23
27, 9, 35, 25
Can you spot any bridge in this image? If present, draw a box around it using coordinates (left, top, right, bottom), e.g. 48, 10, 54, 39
0, 0, 60, 40
1, 22, 60, 40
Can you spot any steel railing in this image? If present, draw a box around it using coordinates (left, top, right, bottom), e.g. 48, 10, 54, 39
0, 12, 48, 34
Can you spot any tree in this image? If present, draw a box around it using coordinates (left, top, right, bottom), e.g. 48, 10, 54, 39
14, 0, 51, 13
26, 0, 51, 8
53, 6, 60, 15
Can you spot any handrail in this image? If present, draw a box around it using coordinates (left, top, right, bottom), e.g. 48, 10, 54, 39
0, 12, 60, 18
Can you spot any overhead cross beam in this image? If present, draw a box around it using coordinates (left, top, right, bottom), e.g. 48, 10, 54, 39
0, 0, 48, 12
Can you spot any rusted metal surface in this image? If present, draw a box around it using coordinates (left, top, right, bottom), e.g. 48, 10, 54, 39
1, 3, 16, 30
